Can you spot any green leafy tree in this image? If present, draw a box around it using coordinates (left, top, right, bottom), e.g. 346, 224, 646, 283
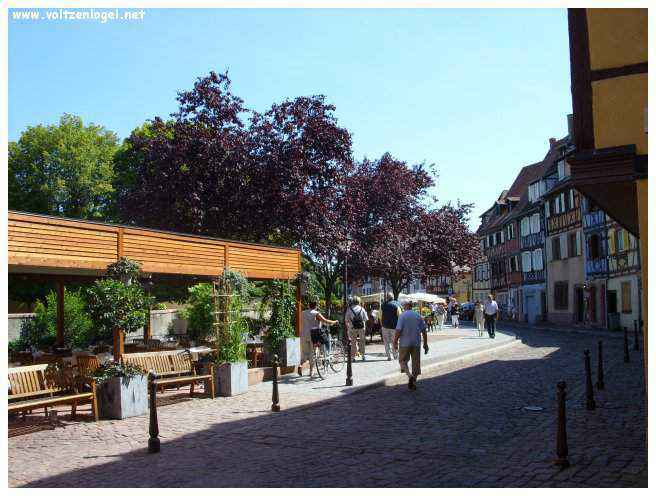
180, 283, 214, 341
14, 289, 93, 350
9, 114, 118, 219
86, 279, 152, 342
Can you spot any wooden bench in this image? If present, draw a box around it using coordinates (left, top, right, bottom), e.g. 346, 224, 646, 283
122, 350, 215, 398
76, 355, 100, 378
8, 364, 99, 421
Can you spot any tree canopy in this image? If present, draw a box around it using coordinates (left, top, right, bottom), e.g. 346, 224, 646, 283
9, 70, 479, 309
9, 114, 119, 220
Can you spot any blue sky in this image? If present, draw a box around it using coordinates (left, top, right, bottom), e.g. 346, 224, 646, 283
9, 8, 572, 229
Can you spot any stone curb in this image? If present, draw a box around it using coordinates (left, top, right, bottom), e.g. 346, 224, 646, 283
498, 323, 627, 340
340, 336, 524, 396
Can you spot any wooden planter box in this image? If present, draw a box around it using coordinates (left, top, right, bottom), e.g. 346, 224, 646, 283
97, 374, 148, 420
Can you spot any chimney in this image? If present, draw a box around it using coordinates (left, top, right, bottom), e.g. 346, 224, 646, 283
549, 137, 557, 149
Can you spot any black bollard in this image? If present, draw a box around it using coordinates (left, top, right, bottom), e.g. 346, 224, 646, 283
623, 327, 630, 363
148, 372, 160, 453
345, 336, 353, 386
596, 340, 605, 390
271, 354, 280, 412
634, 320, 640, 351
584, 350, 596, 410
554, 381, 570, 469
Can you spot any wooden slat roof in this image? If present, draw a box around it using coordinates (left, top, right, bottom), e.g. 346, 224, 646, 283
8, 211, 301, 280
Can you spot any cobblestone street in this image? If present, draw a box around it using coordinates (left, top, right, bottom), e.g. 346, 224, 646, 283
8, 326, 647, 487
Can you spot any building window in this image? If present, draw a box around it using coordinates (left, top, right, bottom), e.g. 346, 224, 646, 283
531, 213, 541, 234
557, 160, 565, 180
532, 249, 544, 270
567, 231, 581, 257
522, 251, 532, 272
568, 233, 577, 258
588, 234, 601, 260
621, 282, 632, 313
510, 255, 518, 272
554, 282, 569, 310
552, 237, 561, 261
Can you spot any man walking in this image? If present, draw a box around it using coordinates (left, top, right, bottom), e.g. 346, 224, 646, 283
380, 292, 401, 361
345, 296, 368, 360
484, 294, 499, 339
393, 301, 429, 390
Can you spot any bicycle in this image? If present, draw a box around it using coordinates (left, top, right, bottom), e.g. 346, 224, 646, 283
312, 326, 346, 379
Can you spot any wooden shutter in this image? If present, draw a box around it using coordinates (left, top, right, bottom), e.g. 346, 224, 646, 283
560, 233, 568, 259
546, 237, 552, 261
608, 229, 616, 254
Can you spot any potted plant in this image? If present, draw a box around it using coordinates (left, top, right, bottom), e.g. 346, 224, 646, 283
89, 361, 148, 419
263, 280, 299, 368
211, 270, 249, 397
86, 257, 154, 355
85, 258, 152, 418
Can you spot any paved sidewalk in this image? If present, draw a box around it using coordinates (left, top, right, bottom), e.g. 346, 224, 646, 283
8, 326, 646, 487
256, 323, 519, 400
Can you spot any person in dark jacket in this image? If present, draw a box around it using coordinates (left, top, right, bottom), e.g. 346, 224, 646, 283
380, 292, 402, 360
451, 300, 460, 328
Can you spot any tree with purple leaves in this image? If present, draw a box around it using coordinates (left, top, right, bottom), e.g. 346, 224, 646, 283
116, 72, 354, 247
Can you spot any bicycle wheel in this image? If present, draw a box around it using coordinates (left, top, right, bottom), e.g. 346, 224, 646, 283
329, 339, 346, 373
313, 347, 326, 379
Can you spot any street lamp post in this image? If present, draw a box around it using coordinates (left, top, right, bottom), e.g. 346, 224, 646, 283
342, 234, 353, 386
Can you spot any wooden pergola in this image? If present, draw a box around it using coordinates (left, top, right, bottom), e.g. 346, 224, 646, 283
8, 211, 302, 358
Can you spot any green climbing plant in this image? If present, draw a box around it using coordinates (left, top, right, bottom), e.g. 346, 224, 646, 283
264, 280, 296, 356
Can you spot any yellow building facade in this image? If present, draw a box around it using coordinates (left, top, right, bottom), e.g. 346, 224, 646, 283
567, 8, 647, 374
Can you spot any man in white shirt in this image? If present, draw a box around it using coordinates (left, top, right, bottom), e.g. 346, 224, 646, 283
484, 294, 499, 339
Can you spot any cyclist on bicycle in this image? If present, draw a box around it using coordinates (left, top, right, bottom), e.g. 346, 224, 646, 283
299, 300, 338, 378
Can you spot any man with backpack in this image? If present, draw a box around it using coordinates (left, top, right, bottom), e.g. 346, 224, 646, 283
381, 292, 402, 361
345, 296, 369, 361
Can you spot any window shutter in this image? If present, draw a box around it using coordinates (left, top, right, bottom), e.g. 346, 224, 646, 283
560, 233, 568, 259
546, 238, 552, 262
501, 230, 505, 243
576, 231, 582, 256
545, 201, 550, 218
569, 190, 575, 211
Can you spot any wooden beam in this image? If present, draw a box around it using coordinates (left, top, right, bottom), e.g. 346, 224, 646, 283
117, 228, 124, 259
144, 307, 152, 342
56, 281, 65, 346
113, 328, 124, 363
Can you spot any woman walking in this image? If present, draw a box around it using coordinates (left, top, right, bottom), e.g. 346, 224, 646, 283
451, 299, 460, 328
474, 300, 485, 337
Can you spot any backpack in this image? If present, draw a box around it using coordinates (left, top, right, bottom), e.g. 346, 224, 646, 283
349, 305, 365, 330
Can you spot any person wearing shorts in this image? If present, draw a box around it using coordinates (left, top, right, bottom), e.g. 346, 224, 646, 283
299, 300, 338, 377
393, 301, 429, 390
